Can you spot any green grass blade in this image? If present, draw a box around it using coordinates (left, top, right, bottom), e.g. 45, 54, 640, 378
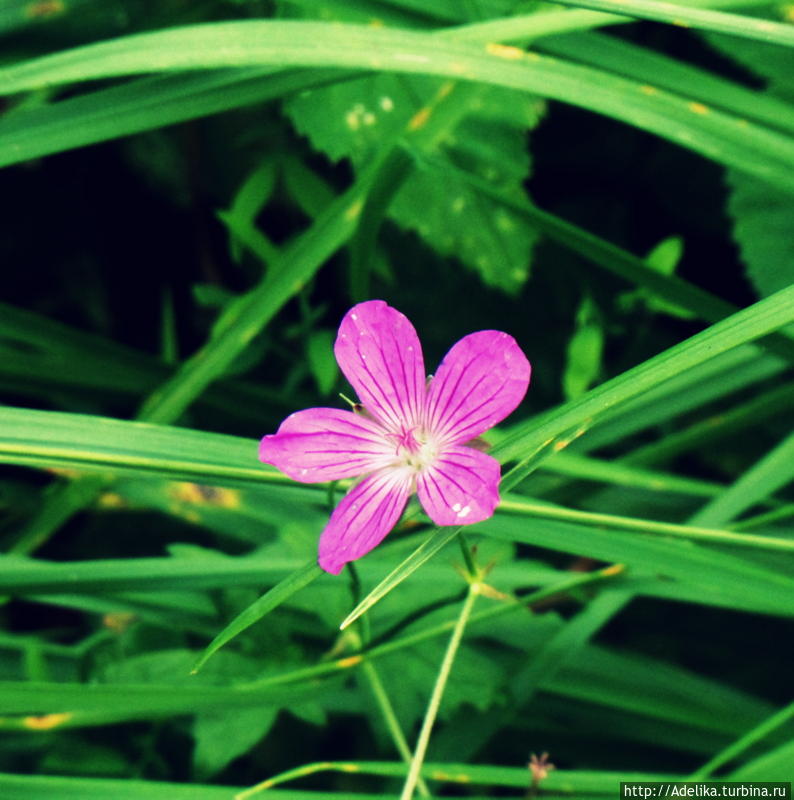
625, 382, 794, 466
443, 0, 776, 41
540, 451, 726, 497
495, 285, 794, 476
0, 68, 353, 169
544, 0, 794, 47
689, 431, 794, 527
690, 701, 794, 779
567, 346, 786, 453
499, 495, 794, 552
2, 21, 794, 191
540, 32, 794, 135
481, 515, 794, 617
191, 561, 322, 674
339, 526, 464, 630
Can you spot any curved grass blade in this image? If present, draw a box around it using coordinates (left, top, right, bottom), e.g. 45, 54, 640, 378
545, 0, 794, 47
0, 68, 353, 169
191, 560, 321, 674
2, 21, 794, 192
539, 32, 794, 136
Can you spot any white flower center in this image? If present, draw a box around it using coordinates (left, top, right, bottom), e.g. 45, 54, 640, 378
390, 426, 439, 472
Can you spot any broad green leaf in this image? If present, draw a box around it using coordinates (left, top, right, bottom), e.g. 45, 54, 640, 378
287, 68, 541, 292
414, 153, 794, 362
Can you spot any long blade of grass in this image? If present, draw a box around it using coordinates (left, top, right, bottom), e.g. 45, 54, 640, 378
688, 431, 794, 528
2, 22, 794, 192
0, 766, 683, 799
495, 285, 794, 474
0, 0, 780, 169
190, 561, 322, 674
689, 701, 794, 779
0, 68, 354, 169
544, 0, 794, 47
624, 382, 794, 466
539, 32, 794, 135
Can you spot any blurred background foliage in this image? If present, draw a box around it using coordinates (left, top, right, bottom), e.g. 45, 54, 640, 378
0, 0, 792, 797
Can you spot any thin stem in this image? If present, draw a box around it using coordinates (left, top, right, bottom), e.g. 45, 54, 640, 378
361, 658, 432, 798
347, 564, 430, 797
399, 583, 479, 800
688, 701, 794, 780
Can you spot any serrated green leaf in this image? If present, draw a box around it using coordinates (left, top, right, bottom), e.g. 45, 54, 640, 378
726, 172, 794, 298
287, 71, 541, 292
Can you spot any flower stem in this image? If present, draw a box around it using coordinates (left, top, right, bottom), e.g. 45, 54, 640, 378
399, 582, 479, 800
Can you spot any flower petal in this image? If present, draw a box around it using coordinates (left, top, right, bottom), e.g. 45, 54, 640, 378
426, 330, 530, 444
318, 468, 413, 574
334, 300, 426, 432
416, 445, 501, 526
259, 408, 392, 483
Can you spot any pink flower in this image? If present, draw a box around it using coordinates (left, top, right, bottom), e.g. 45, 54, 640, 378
259, 300, 531, 575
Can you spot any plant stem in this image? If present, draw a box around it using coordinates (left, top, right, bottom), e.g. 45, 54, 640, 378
399, 583, 479, 800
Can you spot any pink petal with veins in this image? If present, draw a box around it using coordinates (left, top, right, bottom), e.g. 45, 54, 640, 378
416, 445, 501, 526
426, 330, 530, 445
258, 407, 392, 483
334, 300, 426, 432
318, 468, 413, 574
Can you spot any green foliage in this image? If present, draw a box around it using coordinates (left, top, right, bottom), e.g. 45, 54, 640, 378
702, 32, 794, 299
1, 1, 793, 798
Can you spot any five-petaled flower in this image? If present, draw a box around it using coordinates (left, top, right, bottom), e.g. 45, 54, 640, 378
259, 300, 531, 574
